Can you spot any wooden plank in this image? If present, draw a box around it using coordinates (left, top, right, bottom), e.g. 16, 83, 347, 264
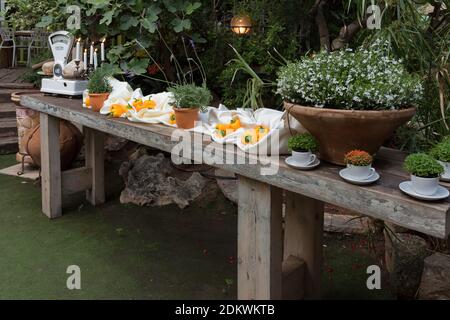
39, 113, 62, 218
61, 167, 92, 196
20, 93, 450, 238
282, 256, 305, 300
84, 127, 105, 205
238, 176, 283, 300
284, 191, 324, 299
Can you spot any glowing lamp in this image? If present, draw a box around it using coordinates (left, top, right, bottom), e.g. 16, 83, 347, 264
230, 14, 252, 35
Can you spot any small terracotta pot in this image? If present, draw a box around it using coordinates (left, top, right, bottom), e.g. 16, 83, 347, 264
284, 102, 416, 165
173, 107, 200, 129
89, 93, 109, 112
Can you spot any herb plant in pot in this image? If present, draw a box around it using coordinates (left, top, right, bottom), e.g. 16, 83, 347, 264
430, 137, 450, 180
168, 84, 212, 129
288, 133, 318, 166
277, 40, 423, 165
87, 66, 112, 112
404, 153, 444, 196
344, 150, 375, 180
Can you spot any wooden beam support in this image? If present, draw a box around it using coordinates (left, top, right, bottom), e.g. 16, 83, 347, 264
40, 113, 62, 218
284, 191, 324, 299
61, 167, 93, 196
282, 255, 305, 300
238, 176, 283, 300
84, 127, 105, 206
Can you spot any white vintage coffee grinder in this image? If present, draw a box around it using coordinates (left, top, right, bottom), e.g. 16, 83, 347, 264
41, 31, 88, 96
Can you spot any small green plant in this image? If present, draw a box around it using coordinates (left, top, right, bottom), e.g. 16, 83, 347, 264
168, 84, 212, 110
87, 66, 113, 94
344, 150, 373, 166
288, 133, 319, 152
404, 153, 444, 178
430, 138, 450, 163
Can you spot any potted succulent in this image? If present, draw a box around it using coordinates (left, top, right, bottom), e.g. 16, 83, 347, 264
404, 153, 444, 196
288, 133, 318, 165
430, 137, 450, 180
277, 40, 423, 165
87, 66, 113, 112
344, 150, 375, 180
167, 84, 212, 129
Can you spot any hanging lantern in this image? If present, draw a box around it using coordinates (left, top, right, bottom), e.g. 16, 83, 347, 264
230, 14, 253, 35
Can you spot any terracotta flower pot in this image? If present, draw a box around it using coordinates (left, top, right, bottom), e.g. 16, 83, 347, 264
173, 107, 200, 129
284, 102, 416, 165
88, 93, 109, 112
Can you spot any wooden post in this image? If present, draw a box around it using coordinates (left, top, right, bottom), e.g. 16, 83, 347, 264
84, 127, 105, 205
284, 191, 324, 299
40, 113, 62, 218
237, 176, 283, 300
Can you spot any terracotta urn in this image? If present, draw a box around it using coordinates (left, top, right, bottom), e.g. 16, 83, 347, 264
284, 102, 416, 165
173, 107, 199, 129
23, 120, 84, 170
11, 91, 40, 165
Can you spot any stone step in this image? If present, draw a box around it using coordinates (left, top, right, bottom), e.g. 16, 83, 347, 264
0, 103, 16, 118
0, 136, 18, 154
0, 118, 17, 137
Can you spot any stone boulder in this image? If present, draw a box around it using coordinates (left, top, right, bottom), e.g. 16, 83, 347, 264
418, 253, 450, 300
384, 231, 430, 299
119, 153, 208, 208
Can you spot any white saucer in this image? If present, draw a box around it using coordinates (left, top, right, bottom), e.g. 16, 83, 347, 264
399, 181, 449, 201
285, 156, 320, 170
339, 168, 380, 185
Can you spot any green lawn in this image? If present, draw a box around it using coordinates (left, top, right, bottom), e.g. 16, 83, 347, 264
0, 154, 393, 299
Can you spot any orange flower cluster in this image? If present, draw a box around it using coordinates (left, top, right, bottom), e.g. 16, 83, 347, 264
241, 125, 270, 145
214, 116, 242, 138
168, 112, 176, 125
132, 98, 157, 112
109, 104, 131, 118
344, 150, 373, 166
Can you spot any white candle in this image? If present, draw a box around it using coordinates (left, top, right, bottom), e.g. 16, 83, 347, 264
101, 38, 105, 62
83, 49, 87, 70
75, 38, 81, 61
94, 49, 98, 69
90, 42, 94, 65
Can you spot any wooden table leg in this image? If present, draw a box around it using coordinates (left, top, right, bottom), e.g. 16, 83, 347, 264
84, 127, 105, 206
237, 176, 283, 300
40, 113, 62, 218
284, 191, 324, 299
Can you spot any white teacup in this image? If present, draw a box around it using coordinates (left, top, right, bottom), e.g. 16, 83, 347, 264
292, 151, 316, 166
411, 175, 439, 196
346, 164, 375, 180
438, 161, 450, 179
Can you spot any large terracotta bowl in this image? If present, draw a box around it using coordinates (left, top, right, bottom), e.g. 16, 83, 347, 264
284, 102, 416, 165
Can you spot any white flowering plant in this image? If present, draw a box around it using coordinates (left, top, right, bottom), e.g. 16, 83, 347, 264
276, 41, 423, 110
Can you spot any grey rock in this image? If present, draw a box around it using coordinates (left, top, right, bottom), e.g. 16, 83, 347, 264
119, 153, 207, 208
418, 253, 450, 300
215, 169, 238, 204
384, 231, 429, 299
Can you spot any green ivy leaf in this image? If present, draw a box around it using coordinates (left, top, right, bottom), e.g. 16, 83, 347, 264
120, 15, 139, 30
100, 10, 115, 25
172, 18, 191, 33
128, 58, 150, 75
186, 2, 201, 15
36, 15, 53, 28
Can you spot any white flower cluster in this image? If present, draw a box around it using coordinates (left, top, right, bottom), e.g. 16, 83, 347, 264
276, 41, 423, 110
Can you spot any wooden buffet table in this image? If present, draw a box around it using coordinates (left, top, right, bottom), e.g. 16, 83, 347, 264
20, 93, 450, 300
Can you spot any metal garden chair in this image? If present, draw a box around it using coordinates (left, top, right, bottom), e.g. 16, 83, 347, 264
27, 28, 49, 67
0, 27, 17, 67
